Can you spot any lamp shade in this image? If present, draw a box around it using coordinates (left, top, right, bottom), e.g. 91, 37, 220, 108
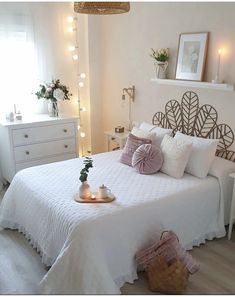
74, 2, 130, 15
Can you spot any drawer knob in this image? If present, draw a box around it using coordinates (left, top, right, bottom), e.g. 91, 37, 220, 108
25, 151, 30, 155
63, 129, 68, 133
24, 134, 29, 138
64, 144, 68, 148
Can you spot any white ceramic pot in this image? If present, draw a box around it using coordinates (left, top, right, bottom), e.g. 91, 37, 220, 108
155, 61, 168, 79
79, 181, 91, 199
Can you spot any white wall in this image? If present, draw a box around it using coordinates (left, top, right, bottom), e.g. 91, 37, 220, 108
87, 2, 235, 153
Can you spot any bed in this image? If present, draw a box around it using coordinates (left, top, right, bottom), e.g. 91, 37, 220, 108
0, 91, 235, 294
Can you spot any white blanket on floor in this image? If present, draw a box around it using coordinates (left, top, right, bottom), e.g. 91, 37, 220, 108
0, 151, 226, 294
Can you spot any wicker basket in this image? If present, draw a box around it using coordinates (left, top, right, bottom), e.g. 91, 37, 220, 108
147, 255, 189, 294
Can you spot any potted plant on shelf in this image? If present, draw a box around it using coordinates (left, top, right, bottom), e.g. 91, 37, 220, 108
35, 79, 72, 117
150, 48, 169, 79
79, 157, 93, 199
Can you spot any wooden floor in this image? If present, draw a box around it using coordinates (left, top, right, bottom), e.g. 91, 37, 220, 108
121, 229, 235, 294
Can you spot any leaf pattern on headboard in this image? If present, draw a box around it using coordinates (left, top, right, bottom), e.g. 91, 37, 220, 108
152, 111, 170, 128
194, 104, 218, 138
165, 100, 183, 134
181, 91, 199, 136
210, 124, 234, 152
152, 91, 235, 162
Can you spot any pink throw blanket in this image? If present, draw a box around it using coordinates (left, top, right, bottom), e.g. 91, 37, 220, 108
136, 230, 199, 274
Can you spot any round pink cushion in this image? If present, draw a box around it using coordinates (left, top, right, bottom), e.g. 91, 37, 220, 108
132, 144, 163, 174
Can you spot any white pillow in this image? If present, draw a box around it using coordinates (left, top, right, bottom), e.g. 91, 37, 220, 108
139, 122, 155, 131
139, 122, 172, 146
160, 134, 192, 179
131, 127, 156, 141
175, 132, 219, 178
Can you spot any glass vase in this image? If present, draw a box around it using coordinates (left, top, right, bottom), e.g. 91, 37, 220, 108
48, 100, 59, 117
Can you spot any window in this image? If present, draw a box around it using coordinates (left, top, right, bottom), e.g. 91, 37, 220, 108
0, 14, 38, 115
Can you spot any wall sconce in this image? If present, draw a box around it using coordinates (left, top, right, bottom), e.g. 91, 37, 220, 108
122, 85, 135, 131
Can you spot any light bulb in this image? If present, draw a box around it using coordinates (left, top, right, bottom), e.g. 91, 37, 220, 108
67, 16, 74, 23
79, 81, 84, 88
73, 54, 78, 60
69, 45, 76, 51
80, 73, 86, 79
80, 132, 86, 138
80, 107, 86, 112
68, 27, 76, 33
77, 124, 81, 130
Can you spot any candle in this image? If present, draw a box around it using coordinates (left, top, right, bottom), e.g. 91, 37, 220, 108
216, 49, 222, 81
91, 194, 96, 200
212, 48, 222, 84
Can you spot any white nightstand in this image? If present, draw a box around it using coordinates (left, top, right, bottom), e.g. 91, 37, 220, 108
228, 173, 235, 240
104, 130, 129, 152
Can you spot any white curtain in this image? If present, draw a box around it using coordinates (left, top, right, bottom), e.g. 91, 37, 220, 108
0, 4, 39, 116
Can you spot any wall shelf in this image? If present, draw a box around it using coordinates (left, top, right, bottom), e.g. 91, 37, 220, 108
151, 78, 234, 91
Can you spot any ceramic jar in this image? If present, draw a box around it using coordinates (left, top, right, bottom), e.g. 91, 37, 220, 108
79, 181, 91, 199
155, 61, 168, 79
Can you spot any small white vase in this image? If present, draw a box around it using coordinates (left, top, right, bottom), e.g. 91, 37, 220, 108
48, 101, 59, 117
79, 181, 91, 199
155, 61, 168, 79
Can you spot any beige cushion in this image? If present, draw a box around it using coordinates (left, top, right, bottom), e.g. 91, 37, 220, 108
131, 127, 156, 141
139, 122, 172, 146
175, 132, 219, 178
160, 134, 192, 179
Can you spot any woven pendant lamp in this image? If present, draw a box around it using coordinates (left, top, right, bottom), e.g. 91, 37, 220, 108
74, 2, 130, 15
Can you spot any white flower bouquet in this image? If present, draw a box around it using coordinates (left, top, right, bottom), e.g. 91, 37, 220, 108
35, 79, 72, 102
150, 48, 169, 63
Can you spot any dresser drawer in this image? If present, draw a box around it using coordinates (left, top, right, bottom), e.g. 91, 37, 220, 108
12, 122, 75, 146
15, 153, 76, 172
14, 138, 76, 162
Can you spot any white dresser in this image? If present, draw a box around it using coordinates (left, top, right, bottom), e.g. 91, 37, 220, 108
0, 115, 79, 183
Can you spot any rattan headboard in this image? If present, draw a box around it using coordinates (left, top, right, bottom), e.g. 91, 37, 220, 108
152, 91, 235, 162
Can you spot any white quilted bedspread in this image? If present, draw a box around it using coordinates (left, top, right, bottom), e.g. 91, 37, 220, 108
0, 150, 225, 294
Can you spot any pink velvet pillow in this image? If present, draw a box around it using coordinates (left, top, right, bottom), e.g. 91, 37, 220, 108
132, 144, 163, 174
120, 133, 152, 166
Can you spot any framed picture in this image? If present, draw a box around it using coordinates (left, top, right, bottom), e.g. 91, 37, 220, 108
175, 32, 209, 81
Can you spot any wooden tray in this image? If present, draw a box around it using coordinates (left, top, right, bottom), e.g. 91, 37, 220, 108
75, 193, 115, 203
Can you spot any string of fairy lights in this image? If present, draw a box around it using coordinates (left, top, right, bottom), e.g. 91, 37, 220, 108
67, 15, 86, 154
